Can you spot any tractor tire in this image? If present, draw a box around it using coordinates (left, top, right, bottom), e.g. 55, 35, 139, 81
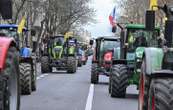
67, 57, 77, 73
31, 62, 37, 91
0, 47, 20, 110
110, 64, 128, 98
108, 73, 112, 94
147, 78, 173, 110
19, 63, 32, 95
41, 56, 51, 73
83, 61, 86, 65
91, 63, 99, 84
78, 60, 82, 67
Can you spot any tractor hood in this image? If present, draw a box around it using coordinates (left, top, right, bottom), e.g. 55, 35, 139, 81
135, 47, 145, 59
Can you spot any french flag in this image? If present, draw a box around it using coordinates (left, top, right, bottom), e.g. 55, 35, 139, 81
109, 7, 116, 27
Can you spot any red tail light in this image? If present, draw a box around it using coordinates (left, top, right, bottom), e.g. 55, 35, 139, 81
104, 52, 112, 61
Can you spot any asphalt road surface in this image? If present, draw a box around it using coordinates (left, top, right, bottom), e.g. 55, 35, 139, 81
21, 57, 138, 110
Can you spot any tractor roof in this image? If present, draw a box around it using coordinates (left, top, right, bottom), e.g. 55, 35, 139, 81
96, 36, 120, 41
0, 24, 28, 31
126, 24, 160, 30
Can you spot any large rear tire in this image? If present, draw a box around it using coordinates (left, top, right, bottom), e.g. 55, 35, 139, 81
41, 56, 51, 73
91, 63, 99, 84
67, 57, 77, 73
19, 63, 32, 95
0, 47, 20, 110
147, 78, 173, 110
110, 64, 128, 98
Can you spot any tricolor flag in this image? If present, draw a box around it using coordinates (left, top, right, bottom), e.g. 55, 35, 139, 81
109, 7, 116, 27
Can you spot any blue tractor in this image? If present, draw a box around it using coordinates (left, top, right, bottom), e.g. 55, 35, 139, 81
0, 24, 37, 95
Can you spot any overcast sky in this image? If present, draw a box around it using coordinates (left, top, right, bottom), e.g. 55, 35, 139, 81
85, 0, 116, 38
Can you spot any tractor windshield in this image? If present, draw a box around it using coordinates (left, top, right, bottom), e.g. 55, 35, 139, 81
100, 40, 120, 54
127, 29, 159, 51
54, 37, 64, 46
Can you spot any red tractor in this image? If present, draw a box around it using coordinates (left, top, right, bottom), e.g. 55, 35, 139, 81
0, 0, 20, 110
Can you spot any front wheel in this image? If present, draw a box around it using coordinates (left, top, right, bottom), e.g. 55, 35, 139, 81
0, 47, 20, 110
41, 56, 51, 73
67, 57, 77, 73
91, 63, 99, 84
110, 64, 128, 98
31, 62, 37, 91
147, 78, 173, 110
19, 63, 32, 95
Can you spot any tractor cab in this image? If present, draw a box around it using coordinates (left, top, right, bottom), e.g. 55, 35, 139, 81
122, 24, 160, 69
50, 36, 65, 60
0, 24, 31, 58
0, 24, 28, 47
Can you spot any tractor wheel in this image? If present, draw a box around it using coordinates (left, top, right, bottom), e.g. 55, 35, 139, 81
91, 63, 99, 84
108, 73, 112, 94
110, 64, 128, 98
31, 62, 37, 91
78, 60, 82, 67
19, 63, 32, 95
0, 47, 20, 110
67, 57, 77, 73
83, 61, 86, 65
147, 78, 173, 110
41, 56, 51, 73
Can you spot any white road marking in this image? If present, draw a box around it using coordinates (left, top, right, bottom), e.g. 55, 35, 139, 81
85, 84, 94, 110
36, 74, 49, 80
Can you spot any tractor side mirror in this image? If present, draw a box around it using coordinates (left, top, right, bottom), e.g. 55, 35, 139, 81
31, 29, 36, 36
145, 10, 155, 31
0, 0, 12, 19
89, 40, 94, 45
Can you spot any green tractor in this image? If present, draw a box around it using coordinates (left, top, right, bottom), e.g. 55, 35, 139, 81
91, 37, 120, 84
109, 24, 160, 98
41, 35, 77, 73
139, 4, 173, 110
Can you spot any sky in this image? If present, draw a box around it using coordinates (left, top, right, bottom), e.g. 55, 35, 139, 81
85, 0, 116, 38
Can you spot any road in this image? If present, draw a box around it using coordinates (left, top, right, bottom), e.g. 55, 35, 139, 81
21, 57, 138, 110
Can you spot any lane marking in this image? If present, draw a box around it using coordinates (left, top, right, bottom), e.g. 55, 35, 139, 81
36, 74, 49, 80
85, 84, 94, 110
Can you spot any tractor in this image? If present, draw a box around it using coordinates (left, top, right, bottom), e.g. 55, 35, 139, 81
41, 35, 78, 73
138, 4, 173, 110
91, 37, 120, 84
0, 24, 37, 95
0, 0, 20, 110
109, 24, 160, 98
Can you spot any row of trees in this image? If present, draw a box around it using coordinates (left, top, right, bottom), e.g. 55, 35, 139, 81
5, 0, 94, 50
12, 0, 94, 34
115, 0, 172, 24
